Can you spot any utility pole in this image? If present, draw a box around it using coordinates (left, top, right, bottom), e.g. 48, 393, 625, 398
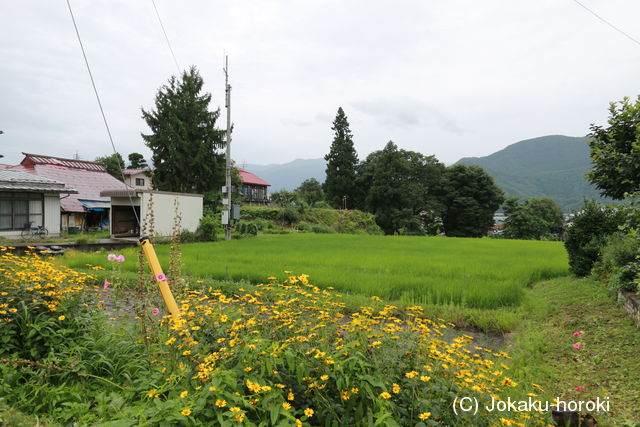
223, 56, 232, 241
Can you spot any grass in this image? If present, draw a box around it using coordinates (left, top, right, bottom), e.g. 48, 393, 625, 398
508, 277, 640, 424
61, 234, 568, 310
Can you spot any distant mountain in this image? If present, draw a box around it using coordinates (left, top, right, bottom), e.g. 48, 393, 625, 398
456, 135, 610, 211
243, 158, 326, 191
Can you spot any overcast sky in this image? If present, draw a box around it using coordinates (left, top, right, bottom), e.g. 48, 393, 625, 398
1, 1, 639, 167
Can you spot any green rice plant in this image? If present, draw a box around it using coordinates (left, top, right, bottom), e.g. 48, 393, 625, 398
62, 234, 568, 310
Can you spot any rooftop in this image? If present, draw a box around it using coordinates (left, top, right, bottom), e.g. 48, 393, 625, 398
0, 169, 77, 193
21, 152, 107, 172
237, 168, 270, 187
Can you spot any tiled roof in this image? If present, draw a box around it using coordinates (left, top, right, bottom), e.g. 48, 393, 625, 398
122, 168, 149, 175
0, 169, 77, 193
21, 152, 107, 172
237, 168, 270, 187
16, 164, 130, 212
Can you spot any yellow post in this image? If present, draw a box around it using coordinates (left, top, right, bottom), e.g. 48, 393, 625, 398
139, 236, 181, 320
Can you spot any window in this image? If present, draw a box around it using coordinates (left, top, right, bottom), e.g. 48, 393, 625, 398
0, 193, 44, 230
135, 178, 145, 187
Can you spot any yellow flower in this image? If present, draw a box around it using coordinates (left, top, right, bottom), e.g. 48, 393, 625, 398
419, 412, 431, 420
58, 315, 65, 321
420, 376, 431, 382
320, 374, 329, 381
230, 407, 241, 412
235, 413, 245, 422
180, 390, 188, 398
405, 371, 419, 378
341, 390, 350, 400
287, 392, 294, 401
182, 350, 191, 356
351, 387, 359, 394
304, 408, 314, 417
282, 402, 291, 410
209, 386, 217, 392
379, 392, 391, 399
147, 389, 156, 398
392, 383, 400, 394
165, 337, 176, 345
181, 408, 191, 416
215, 399, 227, 407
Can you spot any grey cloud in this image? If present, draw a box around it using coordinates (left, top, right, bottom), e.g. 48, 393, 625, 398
351, 98, 468, 134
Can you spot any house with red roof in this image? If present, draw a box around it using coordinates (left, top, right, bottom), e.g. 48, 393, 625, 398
14, 153, 130, 232
237, 168, 270, 205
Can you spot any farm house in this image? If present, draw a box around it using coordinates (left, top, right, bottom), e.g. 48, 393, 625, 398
237, 168, 270, 205
0, 169, 77, 238
100, 189, 203, 238
12, 153, 130, 232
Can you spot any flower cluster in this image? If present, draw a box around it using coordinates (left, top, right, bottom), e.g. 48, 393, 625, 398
0, 248, 96, 324
148, 273, 547, 425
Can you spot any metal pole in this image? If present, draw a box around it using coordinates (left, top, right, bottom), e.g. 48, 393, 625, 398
224, 56, 232, 241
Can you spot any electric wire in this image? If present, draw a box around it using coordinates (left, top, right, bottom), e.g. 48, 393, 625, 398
65, 0, 142, 231
150, 0, 181, 74
572, 0, 640, 47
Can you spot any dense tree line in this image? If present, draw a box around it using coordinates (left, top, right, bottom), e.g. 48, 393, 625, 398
323, 107, 505, 237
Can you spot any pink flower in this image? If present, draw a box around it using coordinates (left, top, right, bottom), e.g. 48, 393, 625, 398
103, 279, 109, 290
152, 307, 160, 316
572, 343, 582, 350
156, 273, 167, 282
574, 386, 585, 392
107, 253, 116, 261
572, 330, 584, 337
115, 254, 125, 263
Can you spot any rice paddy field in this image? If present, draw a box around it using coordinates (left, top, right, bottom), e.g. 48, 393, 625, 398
62, 234, 569, 309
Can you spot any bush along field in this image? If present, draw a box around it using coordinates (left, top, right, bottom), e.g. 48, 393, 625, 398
0, 248, 556, 426
235, 206, 383, 236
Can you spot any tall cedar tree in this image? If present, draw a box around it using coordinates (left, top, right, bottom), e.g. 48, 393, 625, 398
141, 67, 225, 195
587, 95, 640, 199
438, 164, 504, 237
324, 107, 358, 208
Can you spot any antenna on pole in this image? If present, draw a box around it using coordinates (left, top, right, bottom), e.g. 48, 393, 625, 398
223, 55, 232, 241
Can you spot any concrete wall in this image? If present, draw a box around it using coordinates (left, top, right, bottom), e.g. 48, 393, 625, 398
140, 192, 202, 237
44, 194, 61, 235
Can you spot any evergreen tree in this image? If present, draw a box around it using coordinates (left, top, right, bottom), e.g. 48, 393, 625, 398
323, 107, 358, 208
95, 153, 125, 181
127, 152, 148, 169
356, 141, 445, 235
438, 164, 504, 237
141, 66, 225, 196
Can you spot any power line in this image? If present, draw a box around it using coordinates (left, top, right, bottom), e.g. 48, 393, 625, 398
572, 0, 640, 47
65, 0, 141, 229
150, 0, 181, 74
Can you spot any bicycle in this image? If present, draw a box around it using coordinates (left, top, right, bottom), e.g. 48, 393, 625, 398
20, 222, 49, 240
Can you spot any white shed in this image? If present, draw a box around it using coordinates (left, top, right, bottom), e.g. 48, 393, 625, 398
100, 189, 203, 238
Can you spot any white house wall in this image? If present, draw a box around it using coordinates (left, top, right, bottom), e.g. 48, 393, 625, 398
44, 194, 61, 235
140, 193, 202, 237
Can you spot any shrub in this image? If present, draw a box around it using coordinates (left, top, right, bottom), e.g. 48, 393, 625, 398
594, 233, 640, 292
311, 224, 335, 234
564, 200, 626, 276
196, 215, 222, 241
282, 207, 300, 224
